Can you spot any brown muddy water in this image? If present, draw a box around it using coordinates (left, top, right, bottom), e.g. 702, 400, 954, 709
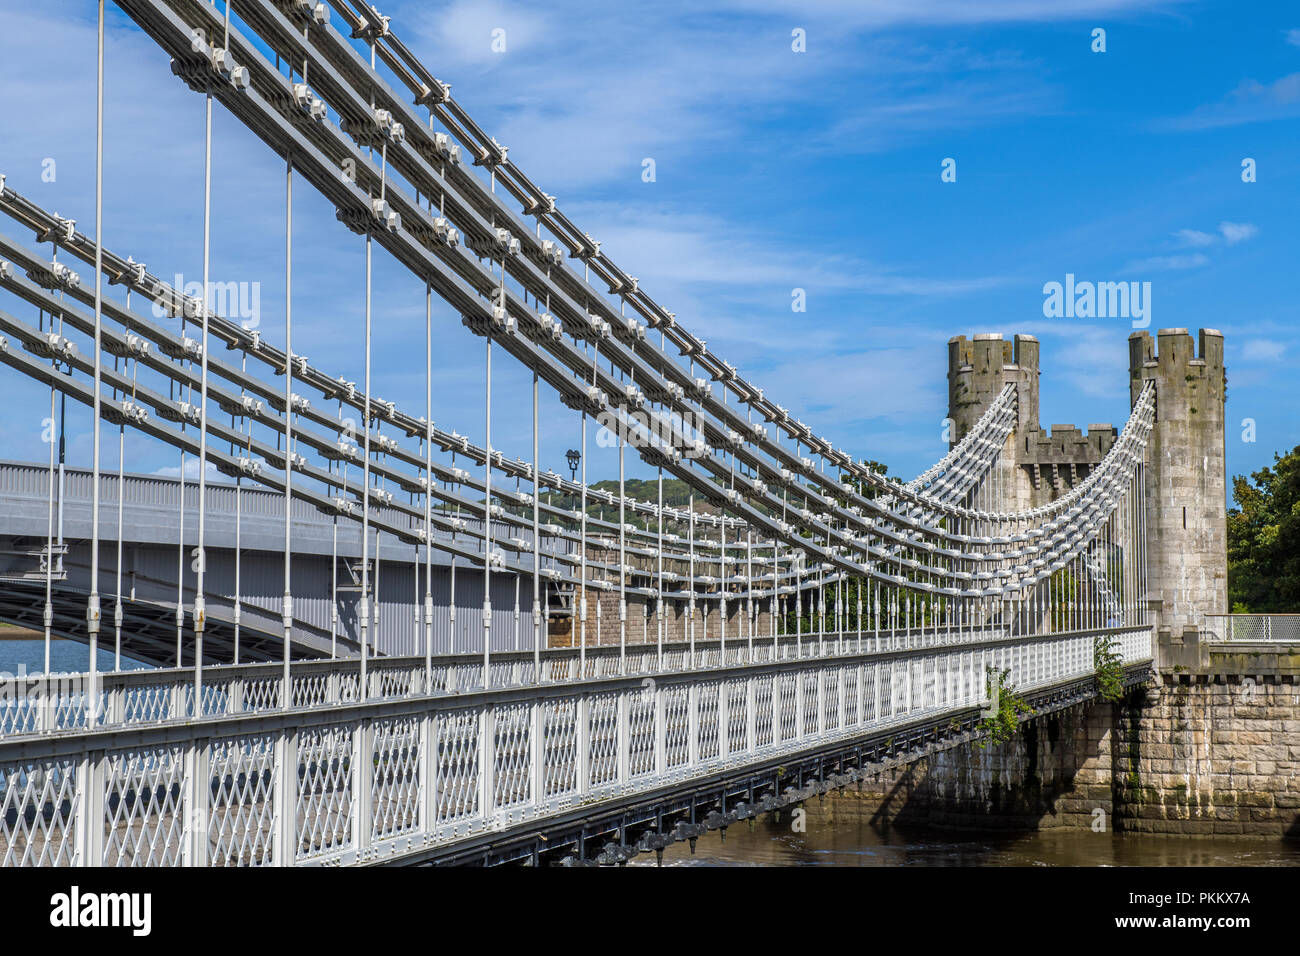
632, 794, 1300, 867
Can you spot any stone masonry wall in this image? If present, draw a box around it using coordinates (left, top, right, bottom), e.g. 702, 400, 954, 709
549, 588, 773, 647
844, 672, 1300, 839
1116, 675, 1300, 838
854, 701, 1118, 831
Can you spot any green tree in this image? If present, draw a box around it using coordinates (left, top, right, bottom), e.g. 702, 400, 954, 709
838, 458, 896, 502
1227, 446, 1300, 612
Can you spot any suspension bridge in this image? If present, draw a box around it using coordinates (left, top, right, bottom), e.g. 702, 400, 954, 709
0, 0, 1230, 867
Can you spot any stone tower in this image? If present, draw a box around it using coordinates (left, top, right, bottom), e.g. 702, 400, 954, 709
1128, 328, 1228, 659
948, 332, 1039, 440
947, 333, 1039, 512
947, 329, 1228, 667
947, 332, 1117, 512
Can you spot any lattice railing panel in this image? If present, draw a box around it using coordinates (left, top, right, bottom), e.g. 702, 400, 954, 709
0, 759, 76, 866
434, 709, 480, 824
628, 691, 656, 778
727, 679, 748, 755
296, 725, 353, 860
493, 703, 532, 810
754, 679, 774, 748
663, 686, 690, 769
696, 680, 720, 761
587, 692, 619, 789
209, 733, 276, 867
103, 745, 186, 867
778, 673, 798, 742
802, 672, 820, 735
542, 700, 578, 798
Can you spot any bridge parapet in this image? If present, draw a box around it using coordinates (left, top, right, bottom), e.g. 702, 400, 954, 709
0, 623, 1151, 866
1117, 626, 1300, 839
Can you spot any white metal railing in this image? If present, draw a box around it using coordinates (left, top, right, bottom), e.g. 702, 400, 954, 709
0, 625, 1150, 867
0, 625, 1028, 737
1203, 614, 1300, 644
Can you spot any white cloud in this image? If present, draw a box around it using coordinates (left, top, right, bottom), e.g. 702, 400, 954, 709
1219, 221, 1258, 245
566, 200, 1007, 296
152, 459, 221, 481
1163, 72, 1300, 130
390, 0, 1095, 189
429, 1, 548, 65
1235, 73, 1300, 104
1122, 253, 1209, 273
1288, 29, 1300, 48
810, 75, 1062, 155
550, 198, 1010, 388
1174, 228, 1215, 247
757, 345, 947, 439
1120, 222, 1256, 279
1239, 339, 1285, 363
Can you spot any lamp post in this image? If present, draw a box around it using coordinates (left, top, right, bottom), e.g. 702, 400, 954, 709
566, 448, 580, 483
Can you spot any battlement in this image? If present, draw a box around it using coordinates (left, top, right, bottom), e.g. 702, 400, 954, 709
1022, 422, 1116, 461
1129, 328, 1223, 372
947, 332, 1039, 376
948, 333, 1040, 439
1012, 421, 1117, 499
944, 327, 1227, 659
1122, 327, 1229, 647
1128, 328, 1225, 420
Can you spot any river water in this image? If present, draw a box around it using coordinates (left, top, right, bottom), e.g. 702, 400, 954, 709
634, 796, 1300, 867
0, 636, 147, 675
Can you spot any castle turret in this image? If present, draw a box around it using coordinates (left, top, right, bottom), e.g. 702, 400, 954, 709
947, 333, 1118, 512
1129, 328, 1227, 663
947, 333, 1040, 443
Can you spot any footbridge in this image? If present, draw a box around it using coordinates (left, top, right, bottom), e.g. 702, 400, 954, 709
0, 0, 1232, 866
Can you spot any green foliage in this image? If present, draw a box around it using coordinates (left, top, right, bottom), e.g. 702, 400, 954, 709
975, 667, 1032, 749
591, 477, 695, 508
836, 459, 898, 502
1093, 636, 1124, 703
1047, 565, 1081, 631
544, 477, 718, 532
1227, 445, 1300, 612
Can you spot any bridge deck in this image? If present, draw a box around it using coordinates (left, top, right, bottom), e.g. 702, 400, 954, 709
0, 624, 1151, 866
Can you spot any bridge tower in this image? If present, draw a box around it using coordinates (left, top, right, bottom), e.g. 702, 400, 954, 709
949, 333, 1134, 514
947, 332, 1039, 512
1129, 328, 1228, 663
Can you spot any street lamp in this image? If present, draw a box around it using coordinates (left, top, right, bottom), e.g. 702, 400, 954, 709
566, 448, 581, 482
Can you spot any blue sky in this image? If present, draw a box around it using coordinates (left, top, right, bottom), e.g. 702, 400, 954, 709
0, 0, 1297, 498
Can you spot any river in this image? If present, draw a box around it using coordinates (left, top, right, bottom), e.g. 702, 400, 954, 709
633, 795, 1300, 867
0, 635, 148, 675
